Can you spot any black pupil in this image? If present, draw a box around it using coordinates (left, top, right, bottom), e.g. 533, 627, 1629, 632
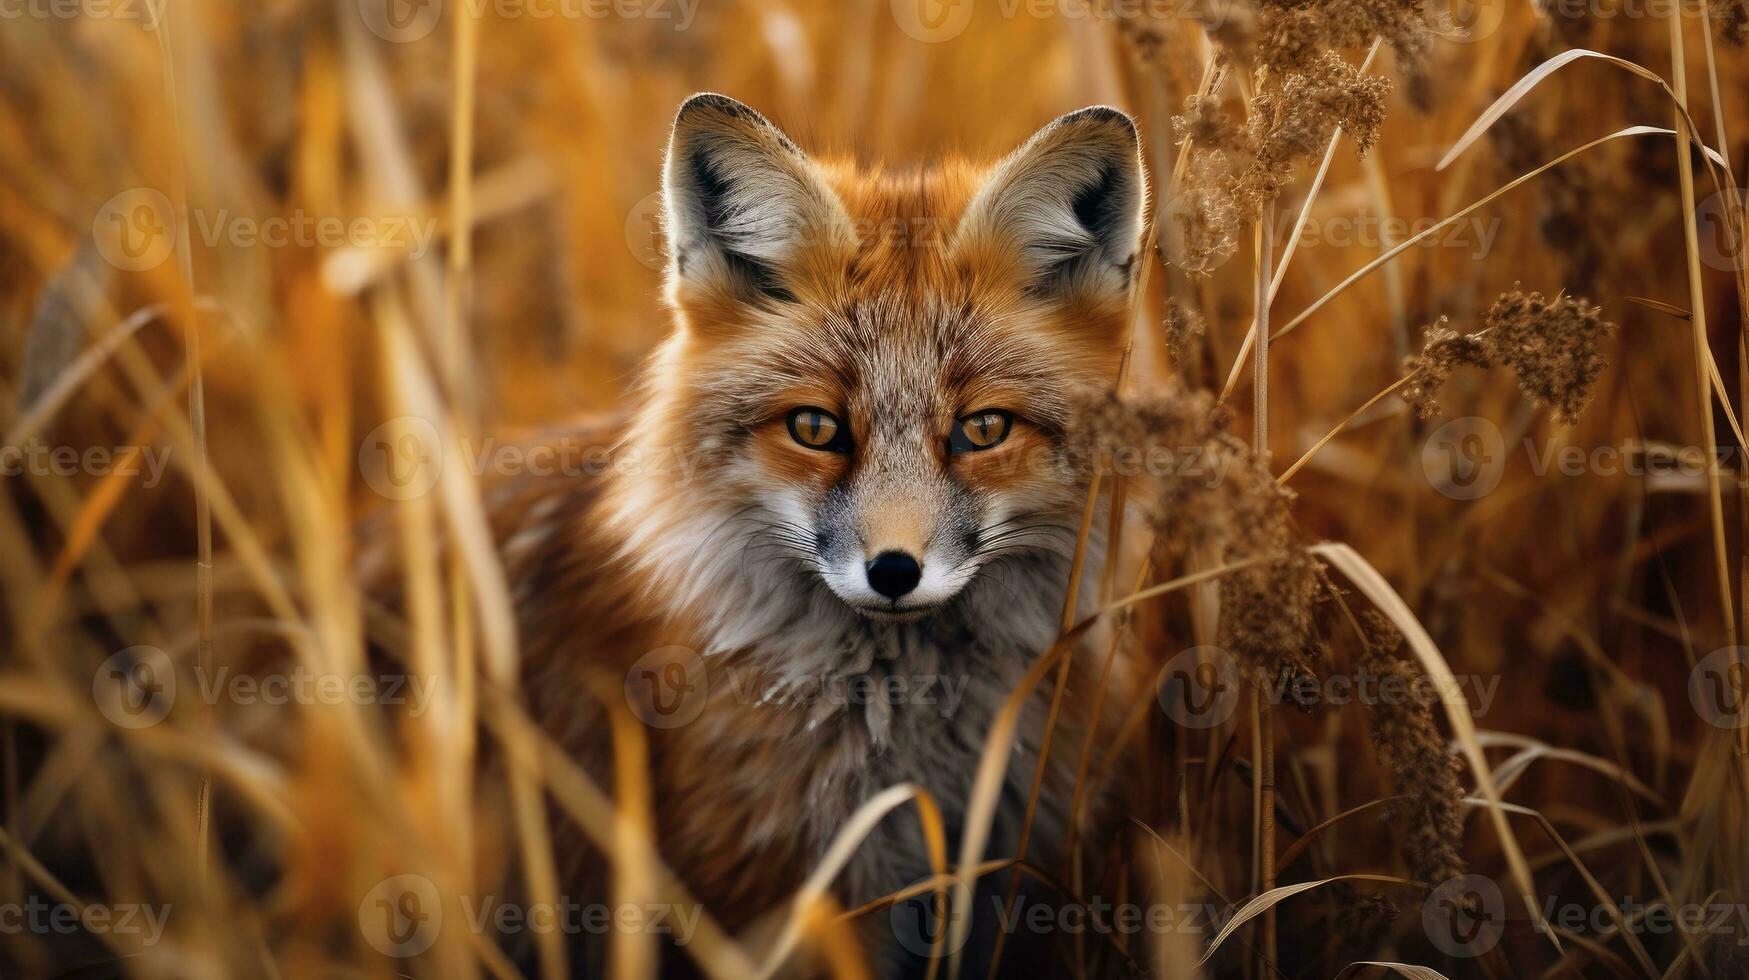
971, 416, 996, 442
803, 413, 831, 443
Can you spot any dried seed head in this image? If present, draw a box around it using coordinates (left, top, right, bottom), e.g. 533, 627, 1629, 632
1163, 150, 1244, 274
1172, 93, 1244, 151
1357, 611, 1467, 887
1232, 52, 1392, 216
1164, 299, 1209, 383
1399, 289, 1615, 424
1070, 383, 1321, 674
1713, 0, 1749, 45
1401, 316, 1494, 418
1482, 286, 1616, 425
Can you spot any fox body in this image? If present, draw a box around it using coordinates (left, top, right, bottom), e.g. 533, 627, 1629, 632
459, 94, 1147, 971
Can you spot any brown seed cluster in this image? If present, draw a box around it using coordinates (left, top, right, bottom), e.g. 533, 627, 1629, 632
1401, 287, 1616, 425
1400, 315, 1494, 418
1256, 0, 1439, 74
1356, 611, 1468, 887
1167, 50, 1391, 264
1713, 0, 1749, 45
1163, 298, 1209, 380
1071, 383, 1320, 676
1232, 51, 1393, 215
1483, 287, 1615, 424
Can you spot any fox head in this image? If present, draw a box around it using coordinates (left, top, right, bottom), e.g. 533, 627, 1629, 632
614, 93, 1144, 631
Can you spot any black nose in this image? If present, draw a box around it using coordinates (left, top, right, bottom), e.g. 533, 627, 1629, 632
866, 551, 922, 600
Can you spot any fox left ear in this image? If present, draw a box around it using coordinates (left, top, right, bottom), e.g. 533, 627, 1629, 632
662, 93, 855, 309
955, 106, 1147, 302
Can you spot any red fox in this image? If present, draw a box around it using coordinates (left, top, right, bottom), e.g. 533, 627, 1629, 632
430, 93, 1147, 974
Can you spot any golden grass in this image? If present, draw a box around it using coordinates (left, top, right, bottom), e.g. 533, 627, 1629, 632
3, 1, 1749, 977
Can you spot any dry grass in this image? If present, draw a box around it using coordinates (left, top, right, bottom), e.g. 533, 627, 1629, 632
2, 0, 1748, 977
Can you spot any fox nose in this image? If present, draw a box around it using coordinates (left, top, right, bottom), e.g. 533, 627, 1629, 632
866, 551, 922, 600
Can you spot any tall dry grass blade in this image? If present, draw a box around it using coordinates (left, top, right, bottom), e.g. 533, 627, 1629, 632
487, 690, 757, 979
1312, 542, 1558, 953
1276, 127, 1683, 343
1463, 798, 1663, 976
145, 0, 216, 876
1667, 0, 1737, 658
1221, 39, 1384, 404
754, 784, 946, 980
1195, 874, 1414, 968
1335, 963, 1453, 979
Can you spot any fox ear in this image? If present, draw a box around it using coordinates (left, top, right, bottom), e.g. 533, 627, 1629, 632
662, 93, 853, 306
956, 106, 1146, 302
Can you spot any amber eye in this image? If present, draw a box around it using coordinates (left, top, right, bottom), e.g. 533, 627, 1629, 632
787, 407, 849, 452
949, 410, 1012, 453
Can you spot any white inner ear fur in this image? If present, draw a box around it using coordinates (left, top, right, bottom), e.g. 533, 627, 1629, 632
661, 94, 856, 295
953, 106, 1147, 298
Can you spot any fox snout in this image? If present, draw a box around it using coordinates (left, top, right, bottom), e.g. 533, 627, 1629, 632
814, 464, 981, 618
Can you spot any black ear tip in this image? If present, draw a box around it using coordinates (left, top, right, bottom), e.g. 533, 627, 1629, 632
1056, 105, 1140, 144
674, 92, 766, 129
671, 93, 798, 154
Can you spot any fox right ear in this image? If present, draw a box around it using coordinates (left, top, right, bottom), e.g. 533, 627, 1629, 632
662, 94, 854, 308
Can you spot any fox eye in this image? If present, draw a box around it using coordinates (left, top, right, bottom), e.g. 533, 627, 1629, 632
787, 407, 849, 452
950, 410, 1012, 453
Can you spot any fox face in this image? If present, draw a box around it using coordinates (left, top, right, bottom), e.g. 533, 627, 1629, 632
614, 94, 1145, 633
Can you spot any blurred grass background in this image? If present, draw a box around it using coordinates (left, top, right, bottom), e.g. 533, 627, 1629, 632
0, 0, 1747, 975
